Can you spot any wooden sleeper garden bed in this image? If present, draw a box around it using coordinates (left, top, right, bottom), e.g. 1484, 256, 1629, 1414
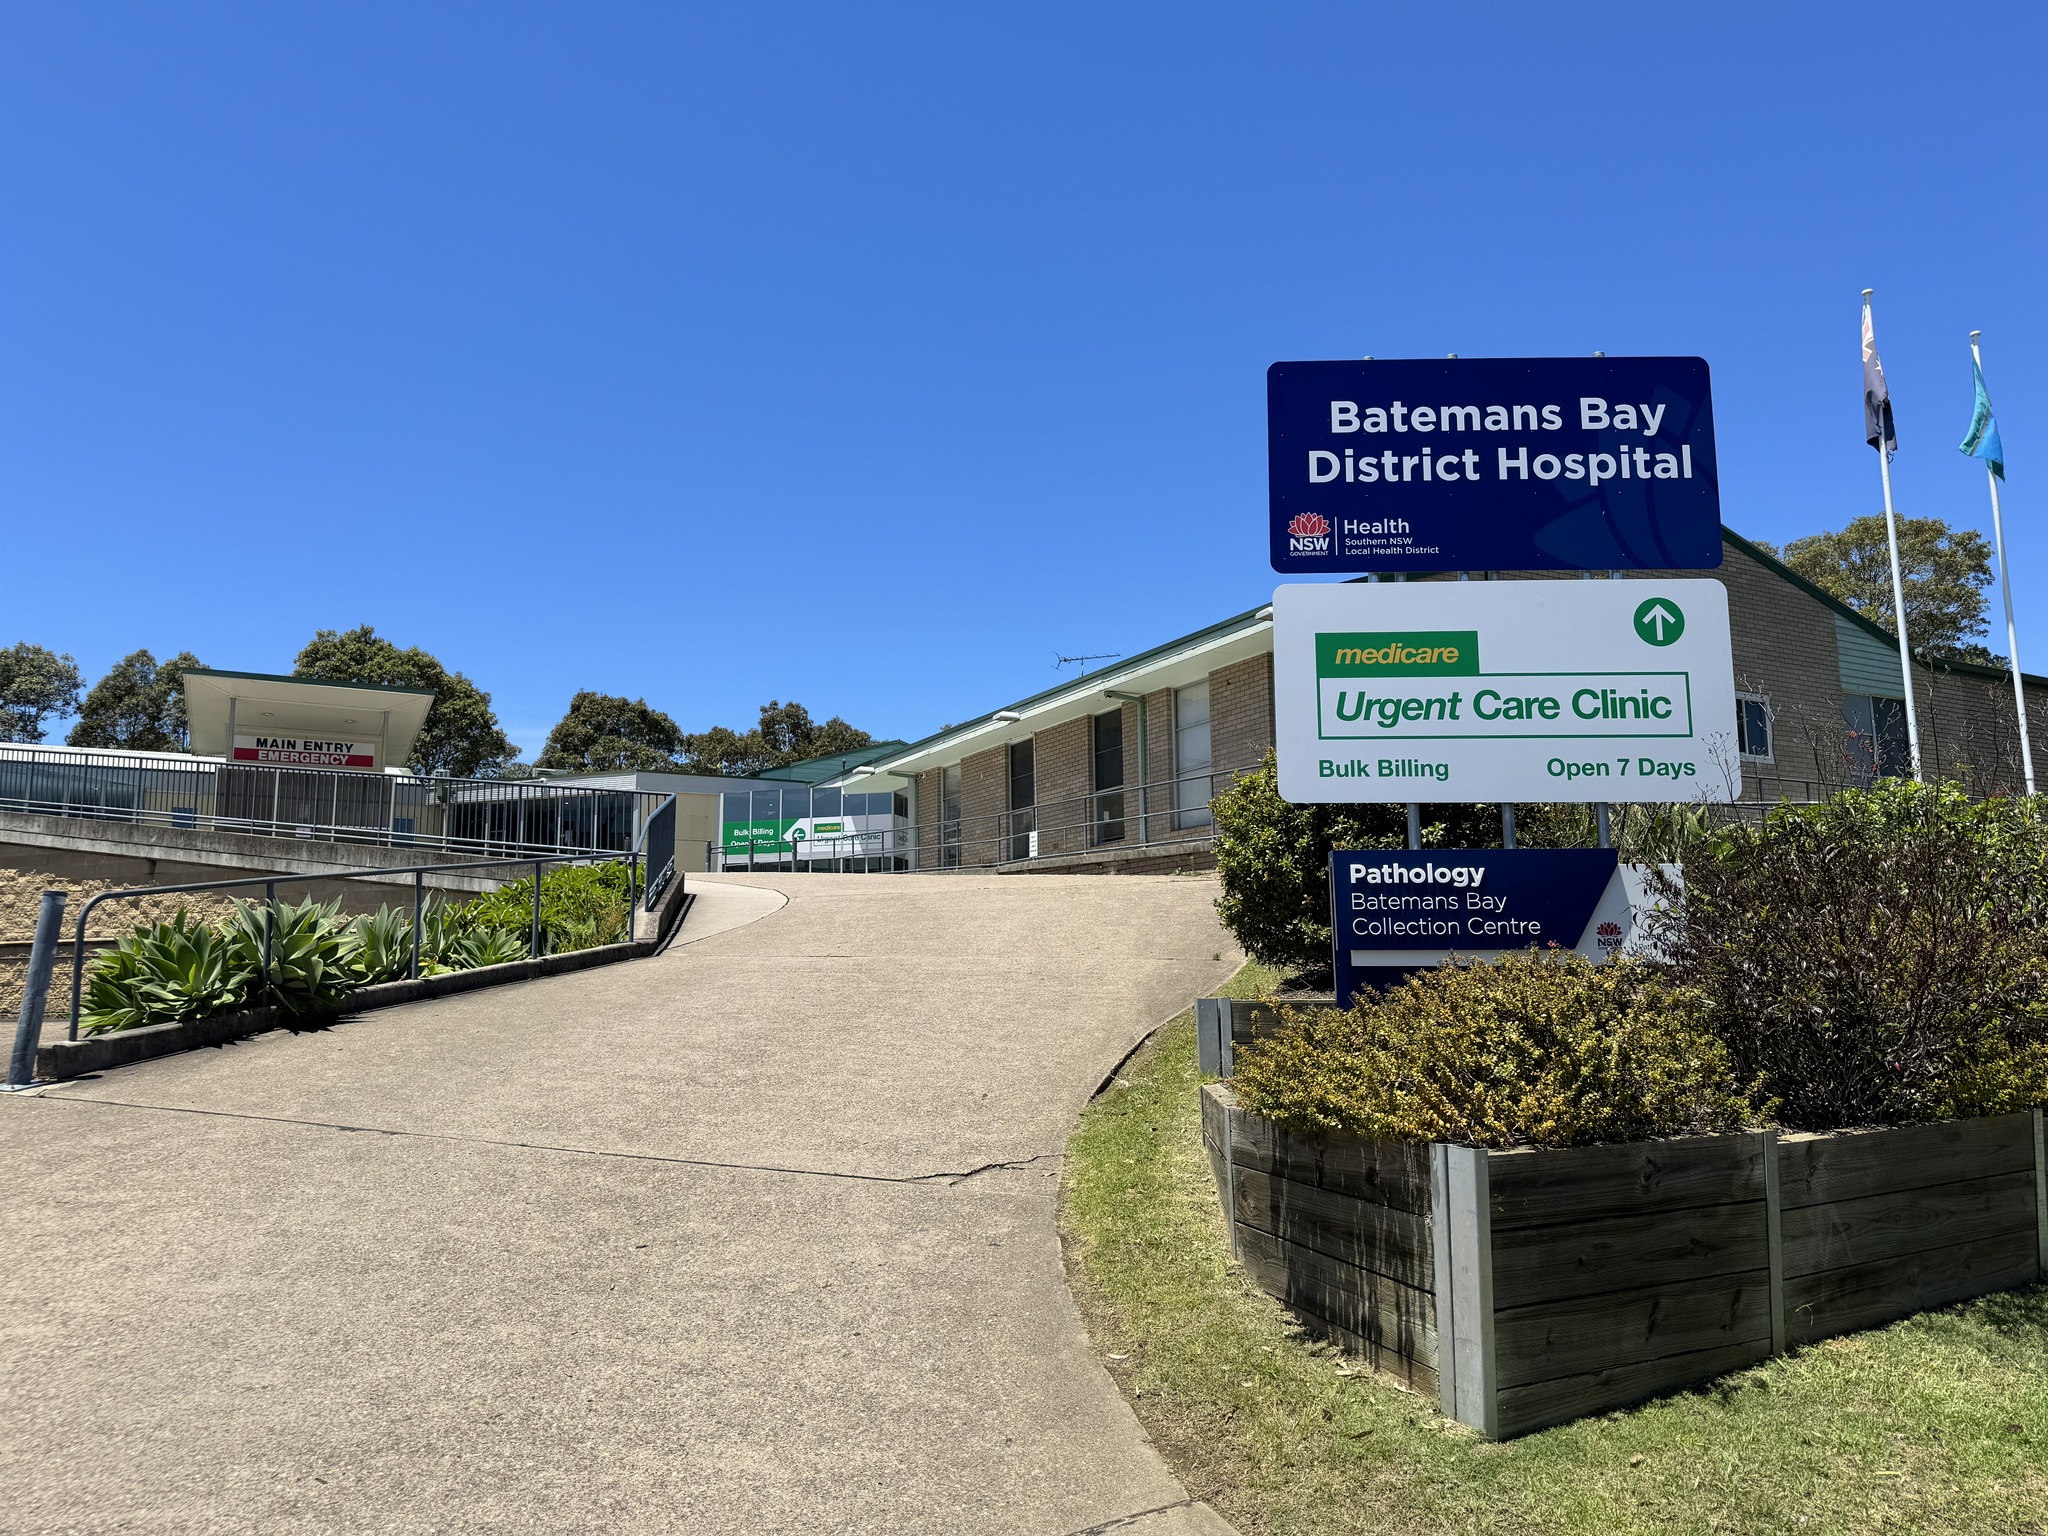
1202, 1080, 2048, 1438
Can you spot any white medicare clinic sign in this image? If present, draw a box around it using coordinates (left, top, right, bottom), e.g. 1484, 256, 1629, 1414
1274, 579, 1738, 804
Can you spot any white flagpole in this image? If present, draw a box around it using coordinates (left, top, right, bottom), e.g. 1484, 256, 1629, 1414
1866, 290, 1924, 781
1972, 330, 2035, 795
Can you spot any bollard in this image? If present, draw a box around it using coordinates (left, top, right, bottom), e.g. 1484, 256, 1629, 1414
7, 891, 68, 1089
531, 860, 543, 959
411, 870, 423, 980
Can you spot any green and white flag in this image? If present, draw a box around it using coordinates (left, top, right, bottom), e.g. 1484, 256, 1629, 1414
1959, 354, 2006, 481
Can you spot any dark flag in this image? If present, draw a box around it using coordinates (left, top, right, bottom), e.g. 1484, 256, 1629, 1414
1862, 297, 1897, 452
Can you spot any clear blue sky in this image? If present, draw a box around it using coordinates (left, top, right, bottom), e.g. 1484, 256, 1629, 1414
5, 4, 2044, 758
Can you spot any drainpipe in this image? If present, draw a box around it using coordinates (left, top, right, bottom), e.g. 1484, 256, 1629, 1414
1104, 690, 1148, 845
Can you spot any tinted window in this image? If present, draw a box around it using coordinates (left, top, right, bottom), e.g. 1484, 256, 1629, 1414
1010, 740, 1035, 810
1093, 710, 1124, 790
813, 788, 842, 817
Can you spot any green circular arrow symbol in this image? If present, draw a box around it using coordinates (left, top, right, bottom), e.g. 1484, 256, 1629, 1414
1632, 597, 1686, 647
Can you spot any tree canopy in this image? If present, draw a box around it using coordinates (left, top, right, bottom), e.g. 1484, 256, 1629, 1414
0, 642, 84, 743
68, 649, 204, 751
536, 693, 687, 772
679, 700, 875, 777
1769, 515, 1998, 663
292, 625, 518, 777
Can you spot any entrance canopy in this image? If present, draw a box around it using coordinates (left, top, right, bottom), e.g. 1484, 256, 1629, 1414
183, 669, 436, 773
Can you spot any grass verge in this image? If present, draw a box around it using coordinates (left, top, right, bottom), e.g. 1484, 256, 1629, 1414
1058, 963, 2048, 1536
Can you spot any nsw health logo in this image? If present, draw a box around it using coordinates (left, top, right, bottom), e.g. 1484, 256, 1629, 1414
1287, 512, 1330, 554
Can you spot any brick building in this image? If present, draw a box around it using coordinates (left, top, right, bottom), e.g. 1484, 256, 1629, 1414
725, 526, 2048, 874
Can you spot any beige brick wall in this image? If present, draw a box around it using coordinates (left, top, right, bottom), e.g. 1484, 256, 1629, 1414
1140, 687, 1173, 841
1715, 545, 1847, 799
1210, 652, 1275, 782
1029, 716, 1092, 857
959, 744, 1009, 868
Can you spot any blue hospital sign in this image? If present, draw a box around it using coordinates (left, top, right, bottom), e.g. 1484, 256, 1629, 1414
1268, 356, 1722, 574
1328, 848, 1666, 1003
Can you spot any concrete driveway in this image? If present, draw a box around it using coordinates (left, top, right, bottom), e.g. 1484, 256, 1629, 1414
0, 873, 1242, 1535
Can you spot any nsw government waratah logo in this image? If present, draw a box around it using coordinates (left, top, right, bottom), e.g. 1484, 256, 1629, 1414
1287, 512, 1331, 553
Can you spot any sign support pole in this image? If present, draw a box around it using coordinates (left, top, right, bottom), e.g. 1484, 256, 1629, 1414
1406, 803, 1421, 850
1972, 330, 2035, 796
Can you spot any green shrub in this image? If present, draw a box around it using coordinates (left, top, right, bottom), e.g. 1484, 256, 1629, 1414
80, 910, 248, 1034
1231, 951, 1756, 1149
223, 896, 359, 1019
1209, 755, 1700, 980
1211, 755, 1503, 979
465, 862, 631, 955
75, 869, 630, 1035
1655, 778, 2048, 1129
348, 905, 414, 985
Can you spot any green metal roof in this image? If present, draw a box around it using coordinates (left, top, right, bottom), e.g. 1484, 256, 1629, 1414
753, 741, 910, 783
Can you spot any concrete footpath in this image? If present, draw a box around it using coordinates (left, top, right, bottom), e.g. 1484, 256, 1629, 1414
0, 873, 1243, 1535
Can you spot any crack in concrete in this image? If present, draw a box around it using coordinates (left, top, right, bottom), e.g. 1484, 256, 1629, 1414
1058, 1499, 1202, 1536
33, 1093, 1061, 1190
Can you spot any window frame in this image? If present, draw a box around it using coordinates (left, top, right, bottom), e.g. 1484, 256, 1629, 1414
1172, 679, 1214, 832
1735, 691, 1774, 764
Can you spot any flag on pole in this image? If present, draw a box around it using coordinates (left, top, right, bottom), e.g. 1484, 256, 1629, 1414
1862, 298, 1897, 451
1959, 354, 2006, 481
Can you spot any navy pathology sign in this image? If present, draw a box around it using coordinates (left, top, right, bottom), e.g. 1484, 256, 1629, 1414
1328, 848, 1658, 1002
1268, 356, 1722, 573
1273, 578, 1739, 803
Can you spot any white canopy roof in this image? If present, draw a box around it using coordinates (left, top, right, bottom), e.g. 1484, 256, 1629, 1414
183, 669, 436, 767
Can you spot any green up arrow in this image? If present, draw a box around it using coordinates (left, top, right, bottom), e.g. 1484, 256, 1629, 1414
1633, 597, 1686, 647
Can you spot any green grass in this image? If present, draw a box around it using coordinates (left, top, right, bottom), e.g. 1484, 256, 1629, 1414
1058, 963, 2048, 1536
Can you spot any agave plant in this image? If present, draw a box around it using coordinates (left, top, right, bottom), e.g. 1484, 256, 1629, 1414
348, 905, 415, 985
224, 896, 359, 1018
78, 909, 251, 1035
80, 940, 152, 1035
412, 895, 478, 976
448, 926, 529, 970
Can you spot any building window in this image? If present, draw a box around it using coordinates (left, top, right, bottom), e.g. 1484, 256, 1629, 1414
1843, 694, 1910, 783
940, 764, 961, 868
1092, 710, 1125, 845
1735, 693, 1773, 763
1173, 680, 1213, 831
1009, 739, 1036, 861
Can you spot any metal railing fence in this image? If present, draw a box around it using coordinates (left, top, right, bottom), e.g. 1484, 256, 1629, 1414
716, 758, 1258, 874
711, 756, 1919, 875
62, 794, 679, 1037
0, 745, 667, 860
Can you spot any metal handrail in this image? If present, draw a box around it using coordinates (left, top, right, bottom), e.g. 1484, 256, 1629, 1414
0, 743, 665, 861
64, 840, 659, 1040
628, 796, 680, 919
718, 758, 1256, 873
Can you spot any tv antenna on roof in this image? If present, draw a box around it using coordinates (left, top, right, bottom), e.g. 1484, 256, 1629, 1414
1055, 652, 1121, 675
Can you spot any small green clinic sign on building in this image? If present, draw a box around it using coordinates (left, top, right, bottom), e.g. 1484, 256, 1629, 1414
1274, 580, 1737, 803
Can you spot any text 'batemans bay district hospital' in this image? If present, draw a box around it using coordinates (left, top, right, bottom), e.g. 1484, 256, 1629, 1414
1309, 398, 1697, 489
